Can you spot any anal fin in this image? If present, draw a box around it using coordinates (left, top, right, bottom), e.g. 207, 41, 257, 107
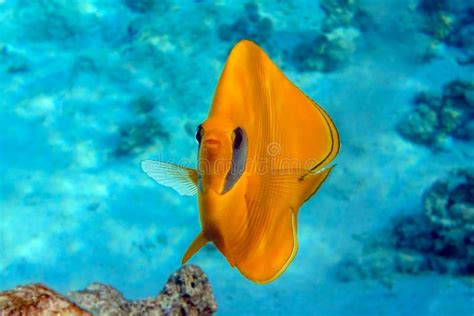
182, 232, 208, 264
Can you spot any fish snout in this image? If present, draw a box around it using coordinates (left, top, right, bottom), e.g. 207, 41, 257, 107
204, 138, 221, 149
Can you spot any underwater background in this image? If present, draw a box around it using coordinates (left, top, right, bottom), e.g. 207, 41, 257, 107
0, 0, 473, 315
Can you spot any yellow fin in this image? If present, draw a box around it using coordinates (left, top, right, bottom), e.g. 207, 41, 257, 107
210, 40, 340, 174
299, 165, 335, 204
236, 206, 298, 284
233, 166, 335, 283
182, 232, 208, 264
141, 160, 198, 196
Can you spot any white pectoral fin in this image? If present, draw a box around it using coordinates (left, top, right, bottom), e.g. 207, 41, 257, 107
141, 160, 198, 196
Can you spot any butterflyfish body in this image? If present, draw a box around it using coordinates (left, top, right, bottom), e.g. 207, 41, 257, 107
142, 40, 340, 283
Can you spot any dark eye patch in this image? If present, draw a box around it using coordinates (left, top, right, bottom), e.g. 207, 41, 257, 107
233, 127, 243, 149
195, 124, 203, 144
222, 127, 247, 194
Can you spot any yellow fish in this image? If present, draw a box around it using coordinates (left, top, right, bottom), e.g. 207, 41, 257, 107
141, 40, 339, 283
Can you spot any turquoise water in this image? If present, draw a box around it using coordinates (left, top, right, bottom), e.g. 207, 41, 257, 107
1, 0, 473, 315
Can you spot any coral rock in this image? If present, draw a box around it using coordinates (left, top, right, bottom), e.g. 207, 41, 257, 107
68, 283, 129, 315
68, 264, 217, 316
0, 283, 90, 316
290, 0, 367, 72
418, 1, 474, 64
397, 80, 474, 147
423, 169, 474, 231
158, 264, 217, 315
336, 169, 474, 283
0, 265, 217, 316
115, 95, 169, 157
397, 102, 441, 146
123, 0, 170, 13
320, 0, 363, 31
217, 2, 273, 46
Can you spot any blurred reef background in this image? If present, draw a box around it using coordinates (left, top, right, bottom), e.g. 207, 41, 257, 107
0, 0, 473, 315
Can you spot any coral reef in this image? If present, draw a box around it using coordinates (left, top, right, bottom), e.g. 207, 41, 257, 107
217, 3, 273, 46
446, 6, 474, 65
290, 0, 369, 72
418, 0, 454, 42
336, 169, 474, 284
421, 169, 474, 267
319, 0, 372, 32
291, 29, 359, 72
0, 45, 30, 74
155, 264, 217, 315
418, 1, 474, 64
69, 264, 217, 315
13, 1, 94, 43
0, 283, 90, 315
397, 80, 474, 148
115, 97, 170, 157
124, 0, 156, 13
216, 0, 371, 72
123, 0, 170, 14
0, 265, 217, 315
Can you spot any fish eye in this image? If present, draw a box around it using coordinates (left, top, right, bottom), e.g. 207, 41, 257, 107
233, 127, 243, 149
195, 124, 203, 143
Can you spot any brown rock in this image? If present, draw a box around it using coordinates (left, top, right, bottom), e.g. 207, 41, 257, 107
156, 264, 218, 315
67, 283, 129, 315
0, 283, 90, 316
0, 265, 216, 316
68, 264, 217, 315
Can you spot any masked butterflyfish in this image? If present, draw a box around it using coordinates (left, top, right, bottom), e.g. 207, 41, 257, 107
141, 40, 340, 283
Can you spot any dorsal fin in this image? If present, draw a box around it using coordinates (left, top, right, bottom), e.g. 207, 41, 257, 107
210, 40, 340, 174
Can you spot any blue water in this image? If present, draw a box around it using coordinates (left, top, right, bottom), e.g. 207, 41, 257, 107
1, 0, 473, 315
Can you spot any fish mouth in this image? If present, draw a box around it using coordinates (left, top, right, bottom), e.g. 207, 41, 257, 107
204, 139, 220, 148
